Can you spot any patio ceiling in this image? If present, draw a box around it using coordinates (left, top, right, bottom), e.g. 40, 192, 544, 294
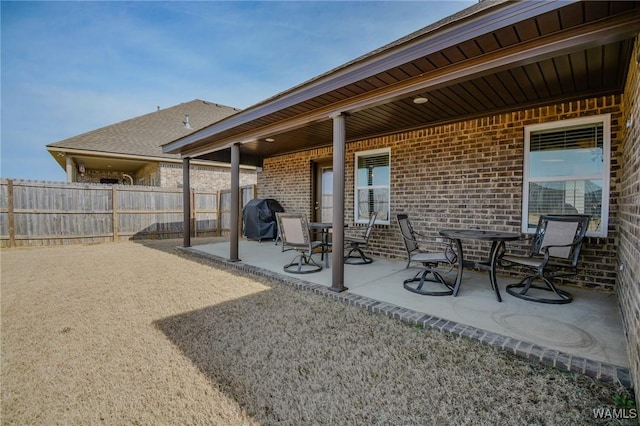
163, 1, 640, 166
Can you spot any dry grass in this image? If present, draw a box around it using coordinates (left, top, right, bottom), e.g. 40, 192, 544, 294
0, 238, 633, 425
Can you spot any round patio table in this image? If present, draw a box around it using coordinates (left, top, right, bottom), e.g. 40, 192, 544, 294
439, 229, 521, 302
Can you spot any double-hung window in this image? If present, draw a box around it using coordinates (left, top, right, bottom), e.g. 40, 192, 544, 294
354, 148, 390, 224
523, 114, 610, 237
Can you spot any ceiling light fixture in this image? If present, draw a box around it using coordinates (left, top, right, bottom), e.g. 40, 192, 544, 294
413, 96, 429, 104
265, 138, 275, 142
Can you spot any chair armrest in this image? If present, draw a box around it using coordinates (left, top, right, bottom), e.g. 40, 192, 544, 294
501, 235, 532, 252
497, 235, 531, 266
417, 233, 457, 258
412, 230, 444, 243
541, 242, 576, 250
539, 241, 581, 258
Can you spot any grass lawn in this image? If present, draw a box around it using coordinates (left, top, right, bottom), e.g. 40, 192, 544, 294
1, 238, 635, 425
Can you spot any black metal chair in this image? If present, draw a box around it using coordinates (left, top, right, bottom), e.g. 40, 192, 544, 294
276, 212, 324, 274
397, 214, 457, 296
344, 212, 377, 264
500, 214, 590, 304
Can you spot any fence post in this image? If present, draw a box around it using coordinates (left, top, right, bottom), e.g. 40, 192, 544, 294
7, 179, 15, 248
112, 186, 118, 242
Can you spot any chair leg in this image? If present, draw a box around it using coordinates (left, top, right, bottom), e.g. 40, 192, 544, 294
505, 275, 573, 304
283, 252, 323, 274
403, 265, 454, 296
344, 246, 373, 264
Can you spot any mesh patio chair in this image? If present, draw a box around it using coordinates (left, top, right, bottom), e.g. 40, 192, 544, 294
397, 214, 458, 296
344, 212, 377, 264
500, 214, 590, 304
275, 212, 324, 274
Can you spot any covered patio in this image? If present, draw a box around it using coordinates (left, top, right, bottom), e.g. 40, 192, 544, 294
164, 1, 640, 395
184, 238, 631, 388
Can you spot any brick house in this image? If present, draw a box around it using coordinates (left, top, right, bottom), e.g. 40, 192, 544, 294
164, 2, 640, 393
46, 99, 257, 190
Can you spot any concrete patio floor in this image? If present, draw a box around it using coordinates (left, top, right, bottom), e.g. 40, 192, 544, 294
185, 239, 631, 387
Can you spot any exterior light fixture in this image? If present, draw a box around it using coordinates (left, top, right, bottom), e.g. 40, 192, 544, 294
413, 96, 429, 104
265, 138, 275, 142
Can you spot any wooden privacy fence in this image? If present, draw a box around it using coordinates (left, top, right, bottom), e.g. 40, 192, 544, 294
0, 179, 256, 247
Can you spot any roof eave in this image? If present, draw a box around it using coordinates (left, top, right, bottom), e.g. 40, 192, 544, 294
162, 0, 578, 157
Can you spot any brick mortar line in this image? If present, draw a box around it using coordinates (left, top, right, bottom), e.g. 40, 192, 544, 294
179, 246, 631, 389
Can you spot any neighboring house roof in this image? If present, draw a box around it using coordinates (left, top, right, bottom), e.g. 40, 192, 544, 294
47, 99, 241, 170
162, 1, 640, 165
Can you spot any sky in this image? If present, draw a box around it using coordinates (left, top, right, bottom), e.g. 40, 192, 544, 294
1, 0, 473, 182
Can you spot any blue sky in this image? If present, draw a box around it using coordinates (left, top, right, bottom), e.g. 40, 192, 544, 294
1, 1, 473, 182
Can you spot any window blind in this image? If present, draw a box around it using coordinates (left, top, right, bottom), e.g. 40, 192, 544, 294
531, 124, 603, 152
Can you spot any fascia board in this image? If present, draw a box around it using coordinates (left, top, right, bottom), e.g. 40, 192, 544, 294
46, 147, 255, 170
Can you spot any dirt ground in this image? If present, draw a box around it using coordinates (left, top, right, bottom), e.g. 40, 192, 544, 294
0, 238, 634, 425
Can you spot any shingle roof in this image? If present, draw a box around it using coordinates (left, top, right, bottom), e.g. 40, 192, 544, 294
47, 99, 240, 159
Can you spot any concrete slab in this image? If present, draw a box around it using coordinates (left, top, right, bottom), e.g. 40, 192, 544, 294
191, 240, 629, 371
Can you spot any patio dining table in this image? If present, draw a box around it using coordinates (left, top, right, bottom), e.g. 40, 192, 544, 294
309, 222, 332, 268
439, 229, 521, 302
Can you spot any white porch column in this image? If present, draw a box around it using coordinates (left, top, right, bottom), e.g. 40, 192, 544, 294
182, 157, 191, 248
229, 143, 241, 262
330, 112, 347, 292
65, 155, 74, 183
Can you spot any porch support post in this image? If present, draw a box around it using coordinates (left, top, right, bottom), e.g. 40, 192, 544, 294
330, 112, 347, 292
229, 143, 241, 262
65, 155, 74, 183
182, 157, 191, 247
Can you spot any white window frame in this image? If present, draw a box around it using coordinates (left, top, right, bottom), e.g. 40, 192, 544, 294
354, 148, 391, 225
522, 114, 610, 237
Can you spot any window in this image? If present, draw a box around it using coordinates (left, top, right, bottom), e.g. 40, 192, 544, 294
354, 148, 390, 224
523, 114, 610, 237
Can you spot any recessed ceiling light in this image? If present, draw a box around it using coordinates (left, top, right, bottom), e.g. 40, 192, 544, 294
413, 97, 429, 104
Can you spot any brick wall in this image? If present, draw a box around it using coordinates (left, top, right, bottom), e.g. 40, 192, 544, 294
77, 162, 257, 192
137, 163, 160, 185
259, 95, 623, 293
258, 146, 332, 217
617, 35, 640, 399
159, 162, 256, 191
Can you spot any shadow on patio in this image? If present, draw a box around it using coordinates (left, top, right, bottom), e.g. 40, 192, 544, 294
182, 239, 630, 388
